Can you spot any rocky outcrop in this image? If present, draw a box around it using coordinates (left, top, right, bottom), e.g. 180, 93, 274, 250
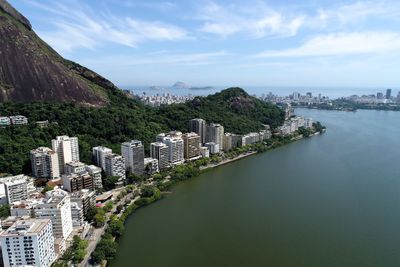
0, 0, 119, 106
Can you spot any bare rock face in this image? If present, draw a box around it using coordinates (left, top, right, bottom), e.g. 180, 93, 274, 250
0, 0, 117, 106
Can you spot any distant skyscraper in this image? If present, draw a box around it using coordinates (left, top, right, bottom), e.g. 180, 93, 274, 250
51, 136, 79, 175
189, 118, 206, 144
377, 92, 384, 99
121, 140, 145, 175
386, 89, 392, 99
92, 146, 112, 170
150, 142, 169, 170
206, 123, 224, 150
30, 147, 60, 179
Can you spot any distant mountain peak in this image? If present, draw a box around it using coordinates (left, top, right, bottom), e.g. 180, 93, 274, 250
172, 81, 190, 89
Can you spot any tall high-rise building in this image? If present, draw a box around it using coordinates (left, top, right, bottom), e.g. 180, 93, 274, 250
0, 219, 56, 267
30, 147, 60, 179
121, 140, 145, 175
34, 189, 73, 241
189, 118, 206, 144
182, 132, 201, 160
206, 123, 224, 150
105, 153, 126, 181
92, 146, 112, 170
51, 136, 79, 175
386, 89, 392, 99
150, 142, 169, 170
163, 137, 184, 164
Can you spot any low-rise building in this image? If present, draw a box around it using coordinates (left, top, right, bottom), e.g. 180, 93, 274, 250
200, 146, 210, 158
9, 115, 28, 125
0, 219, 56, 267
205, 142, 220, 154
62, 173, 95, 193
65, 161, 86, 175
144, 158, 159, 175
0, 116, 10, 126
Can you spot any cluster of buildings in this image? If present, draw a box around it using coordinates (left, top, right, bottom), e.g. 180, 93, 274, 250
260, 92, 330, 105
0, 112, 315, 266
138, 92, 194, 107
346, 89, 400, 104
0, 115, 28, 127
0, 172, 95, 266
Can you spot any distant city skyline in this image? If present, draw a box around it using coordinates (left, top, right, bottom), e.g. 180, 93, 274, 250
10, 0, 400, 87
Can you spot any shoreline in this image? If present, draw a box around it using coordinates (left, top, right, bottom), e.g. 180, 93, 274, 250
97, 131, 323, 267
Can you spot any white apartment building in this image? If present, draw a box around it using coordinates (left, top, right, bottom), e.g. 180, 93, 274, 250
92, 146, 112, 170
34, 189, 72, 245
104, 153, 126, 181
0, 219, 56, 267
0, 175, 35, 205
163, 137, 184, 164
86, 165, 103, 190
30, 147, 60, 179
9, 115, 28, 125
200, 146, 210, 158
189, 118, 207, 144
121, 140, 145, 175
51, 136, 79, 175
65, 161, 86, 175
205, 142, 220, 154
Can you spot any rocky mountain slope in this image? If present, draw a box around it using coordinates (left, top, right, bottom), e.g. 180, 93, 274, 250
0, 0, 118, 106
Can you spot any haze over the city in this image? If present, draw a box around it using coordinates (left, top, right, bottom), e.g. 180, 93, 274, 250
10, 0, 400, 88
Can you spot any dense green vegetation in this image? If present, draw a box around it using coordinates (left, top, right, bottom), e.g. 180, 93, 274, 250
0, 205, 10, 218
0, 88, 284, 175
52, 236, 88, 266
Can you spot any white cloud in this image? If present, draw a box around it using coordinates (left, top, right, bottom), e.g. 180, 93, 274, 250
197, 1, 304, 38
82, 51, 229, 67
253, 31, 400, 58
26, 0, 188, 53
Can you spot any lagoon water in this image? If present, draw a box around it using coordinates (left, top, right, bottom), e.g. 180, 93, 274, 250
111, 109, 400, 267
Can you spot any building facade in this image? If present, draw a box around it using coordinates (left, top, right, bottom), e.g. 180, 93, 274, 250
86, 165, 103, 190
0, 219, 56, 267
189, 118, 206, 144
121, 140, 145, 176
51, 136, 79, 175
34, 189, 73, 242
182, 132, 201, 160
150, 142, 169, 170
92, 146, 112, 170
62, 173, 95, 192
104, 153, 126, 181
30, 147, 60, 179
206, 123, 224, 151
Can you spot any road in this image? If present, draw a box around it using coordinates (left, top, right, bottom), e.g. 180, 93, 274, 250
79, 188, 139, 267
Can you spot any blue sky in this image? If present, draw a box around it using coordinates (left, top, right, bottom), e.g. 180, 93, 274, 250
9, 0, 400, 87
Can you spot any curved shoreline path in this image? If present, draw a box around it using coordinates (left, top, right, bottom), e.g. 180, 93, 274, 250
111, 109, 400, 267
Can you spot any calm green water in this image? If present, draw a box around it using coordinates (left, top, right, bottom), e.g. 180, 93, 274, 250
111, 109, 400, 267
